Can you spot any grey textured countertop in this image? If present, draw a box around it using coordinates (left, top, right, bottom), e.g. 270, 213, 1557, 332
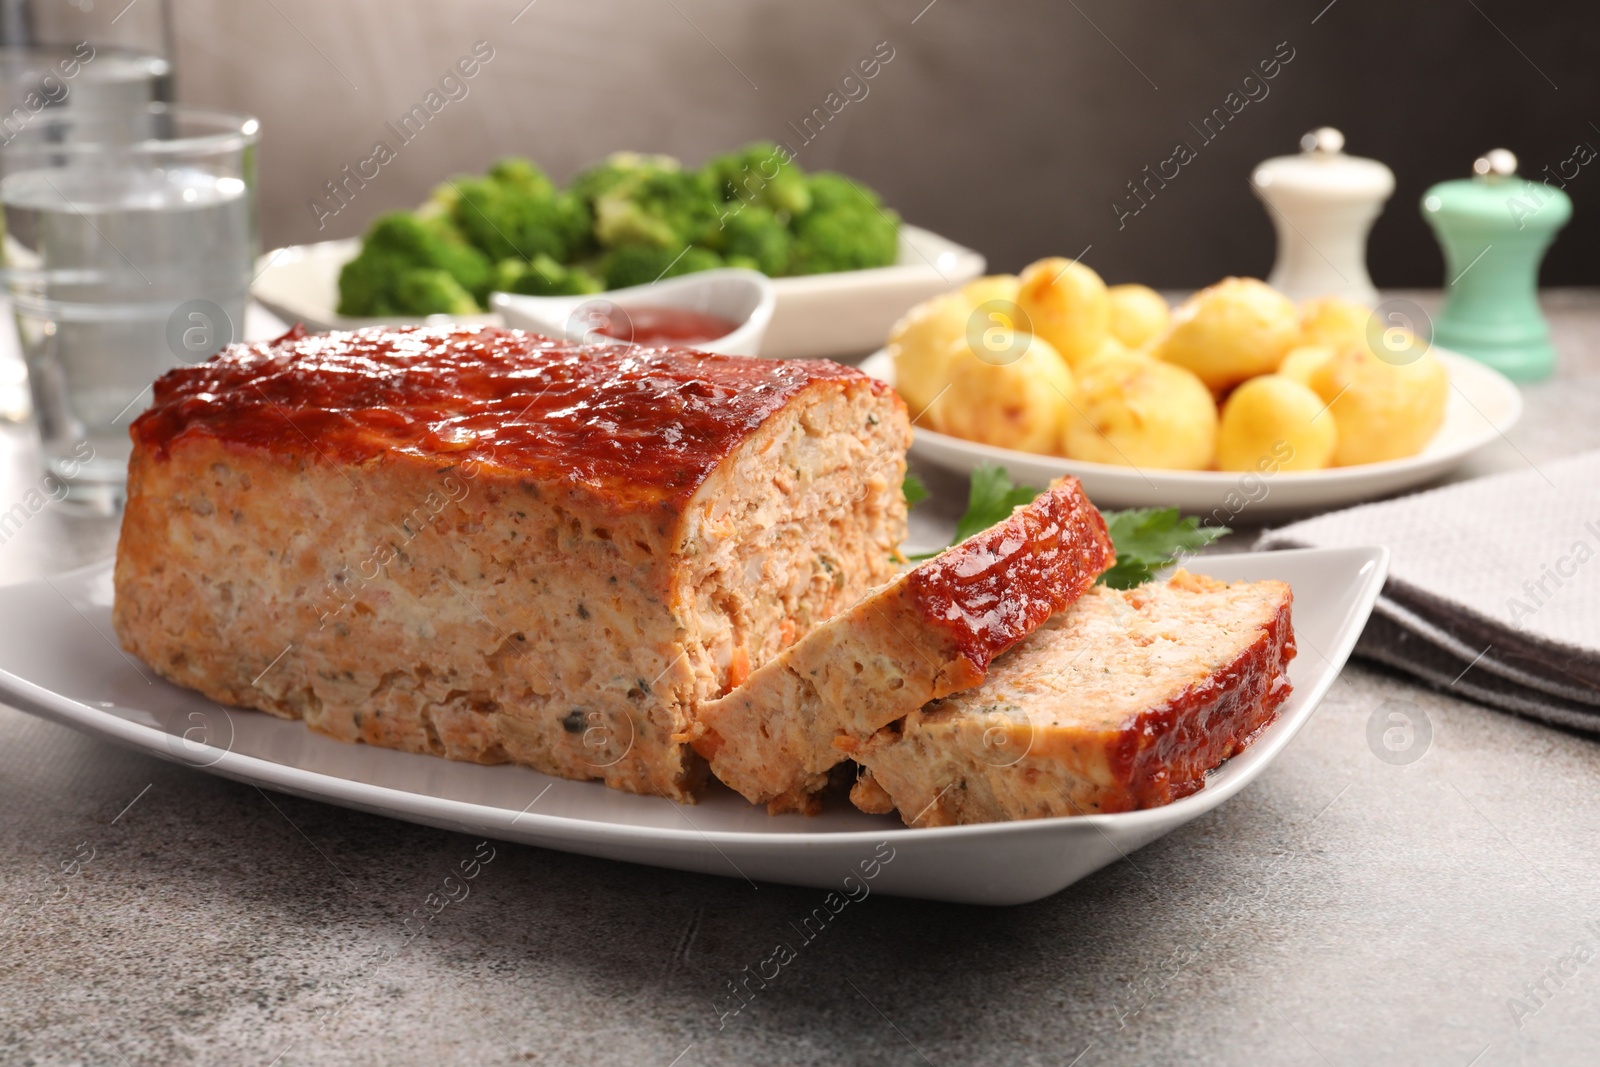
5, 293, 1600, 1066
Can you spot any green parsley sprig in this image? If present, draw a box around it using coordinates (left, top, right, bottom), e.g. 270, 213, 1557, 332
915, 465, 1228, 585
1096, 507, 1228, 589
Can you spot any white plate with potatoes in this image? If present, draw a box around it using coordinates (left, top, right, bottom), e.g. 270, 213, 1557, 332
866, 346, 1519, 518
874, 265, 1523, 519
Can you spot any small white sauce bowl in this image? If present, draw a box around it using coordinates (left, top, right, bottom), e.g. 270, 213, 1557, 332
490, 268, 777, 357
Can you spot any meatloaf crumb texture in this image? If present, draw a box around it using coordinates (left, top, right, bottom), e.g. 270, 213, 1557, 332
850, 570, 1295, 825
692, 477, 1114, 812
113, 326, 911, 800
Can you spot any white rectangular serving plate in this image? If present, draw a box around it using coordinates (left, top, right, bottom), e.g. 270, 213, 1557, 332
251, 225, 985, 361
0, 546, 1386, 905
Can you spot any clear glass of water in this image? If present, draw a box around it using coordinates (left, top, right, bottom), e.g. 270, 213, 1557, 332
0, 41, 170, 114
0, 104, 259, 509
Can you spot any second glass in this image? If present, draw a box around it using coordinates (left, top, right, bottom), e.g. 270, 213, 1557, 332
0, 104, 259, 508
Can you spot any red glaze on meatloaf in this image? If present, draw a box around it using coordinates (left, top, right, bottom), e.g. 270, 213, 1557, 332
1110, 590, 1295, 810
133, 324, 887, 513
902, 477, 1116, 680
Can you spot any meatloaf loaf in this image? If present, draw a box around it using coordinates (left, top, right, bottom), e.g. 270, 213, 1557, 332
692, 477, 1114, 813
849, 570, 1295, 825
113, 325, 911, 800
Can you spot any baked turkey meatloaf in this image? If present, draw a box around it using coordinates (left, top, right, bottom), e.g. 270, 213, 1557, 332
692, 477, 1114, 813
849, 570, 1295, 826
113, 325, 911, 801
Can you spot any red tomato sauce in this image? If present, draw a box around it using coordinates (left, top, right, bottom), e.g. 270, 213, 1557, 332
595, 306, 741, 347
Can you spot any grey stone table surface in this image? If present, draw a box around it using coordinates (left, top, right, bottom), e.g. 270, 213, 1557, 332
4, 293, 1600, 1066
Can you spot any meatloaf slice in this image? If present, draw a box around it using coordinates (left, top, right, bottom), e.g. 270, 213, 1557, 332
113, 325, 910, 801
691, 477, 1114, 812
850, 570, 1295, 826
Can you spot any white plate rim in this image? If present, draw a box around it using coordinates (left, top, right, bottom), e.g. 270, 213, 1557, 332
0, 546, 1387, 853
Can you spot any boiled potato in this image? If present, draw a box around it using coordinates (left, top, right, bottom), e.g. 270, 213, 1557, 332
1154, 277, 1300, 392
1216, 375, 1337, 471
1082, 334, 1134, 368
888, 292, 972, 418
1063, 353, 1216, 470
940, 332, 1075, 454
1107, 284, 1170, 349
964, 295, 1033, 367
1015, 257, 1110, 368
1308, 341, 1449, 466
1278, 344, 1336, 387
1299, 296, 1371, 351
962, 274, 1020, 308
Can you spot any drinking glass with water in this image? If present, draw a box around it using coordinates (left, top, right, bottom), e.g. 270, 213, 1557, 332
0, 104, 258, 509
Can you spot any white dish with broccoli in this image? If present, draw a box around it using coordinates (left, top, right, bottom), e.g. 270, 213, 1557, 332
252, 144, 984, 360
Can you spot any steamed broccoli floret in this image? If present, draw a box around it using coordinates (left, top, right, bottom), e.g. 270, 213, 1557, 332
495, 254, 603, 297
701, 203, 791, 275
785, 172, 900, 275
337, 251, 399, 316
491, 256, 526, 295
430, 225, 494, 301
352, 211, 443, 262
703, 141, 811, 216
449, 174, 591, 264
803, 171, 877, 213
443, 158, 588, 263
394, 268, 478, 315
593, 168, 720, 250
486, 157, 557, 200
788, 208, 899, 274
337, 212, 492, 315
600, 245, 723, 290
568, 151, 682, 208
418, 181, 458, 220
673, 246, 726, 274
342, 153, 902, 315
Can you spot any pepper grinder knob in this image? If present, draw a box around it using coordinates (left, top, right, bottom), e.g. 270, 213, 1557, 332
1252, 127, 1393, 306
1474, 148, 1518, 178
1300, 126, 1345, 155
1421, 148, 1571, 382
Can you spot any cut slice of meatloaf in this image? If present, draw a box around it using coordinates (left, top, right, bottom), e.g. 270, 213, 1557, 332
691, 477, 1114, 812
113, 325, 911, 801
849, 570, 1295, 826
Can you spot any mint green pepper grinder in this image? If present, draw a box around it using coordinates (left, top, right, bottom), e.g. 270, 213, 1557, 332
1421, 149, 1571, 381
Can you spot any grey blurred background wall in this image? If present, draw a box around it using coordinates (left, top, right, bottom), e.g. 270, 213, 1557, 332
168, 0, 1599, 287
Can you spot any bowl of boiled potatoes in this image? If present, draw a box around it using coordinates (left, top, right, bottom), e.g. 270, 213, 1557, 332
862, 259, 1524, 517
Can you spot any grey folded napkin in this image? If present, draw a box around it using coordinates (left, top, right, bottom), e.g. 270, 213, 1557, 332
1258, 449, 1600, 732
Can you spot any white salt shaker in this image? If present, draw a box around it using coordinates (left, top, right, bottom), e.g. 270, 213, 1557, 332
1251, 127, 1394, 306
